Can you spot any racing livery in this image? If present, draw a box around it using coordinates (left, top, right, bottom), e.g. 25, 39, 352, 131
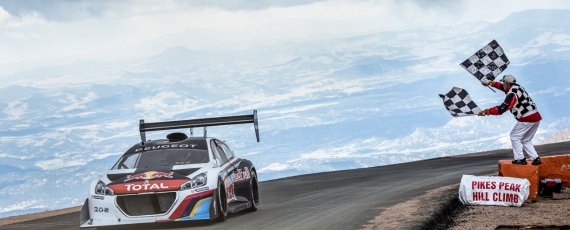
79, 111, 260, 228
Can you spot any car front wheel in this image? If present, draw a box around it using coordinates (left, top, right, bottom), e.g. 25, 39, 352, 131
247, 171, 259, 212
216, 179, 228, 222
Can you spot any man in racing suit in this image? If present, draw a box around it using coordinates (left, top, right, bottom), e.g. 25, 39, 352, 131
478, 74, 542, 165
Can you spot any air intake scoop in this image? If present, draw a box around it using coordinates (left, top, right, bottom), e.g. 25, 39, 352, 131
166, 132, 188, 142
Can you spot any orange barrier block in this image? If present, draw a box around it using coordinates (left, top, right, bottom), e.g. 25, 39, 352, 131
537, 154, 570, 187
498, 160, 539, 200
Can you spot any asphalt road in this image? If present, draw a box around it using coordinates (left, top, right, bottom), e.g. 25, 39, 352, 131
2, 141, 569, 230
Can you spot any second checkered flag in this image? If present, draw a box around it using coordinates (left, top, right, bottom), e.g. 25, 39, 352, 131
439, 87, 482, 117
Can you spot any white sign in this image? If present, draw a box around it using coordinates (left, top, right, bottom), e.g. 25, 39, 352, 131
458, 175, 530, 207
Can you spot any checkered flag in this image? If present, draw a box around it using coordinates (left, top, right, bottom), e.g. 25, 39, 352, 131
460, 40, 510, 83
439, 87, 482, 117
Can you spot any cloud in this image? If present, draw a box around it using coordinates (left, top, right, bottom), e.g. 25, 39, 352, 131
0, 0, 106, 22
0, 6, 46, 28
0, 6, 9, 24
1, 31, 27, 41
0, 0, 327, 22
2, 0, 570, 76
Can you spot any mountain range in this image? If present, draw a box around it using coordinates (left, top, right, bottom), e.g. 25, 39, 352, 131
1, 9, 570, 218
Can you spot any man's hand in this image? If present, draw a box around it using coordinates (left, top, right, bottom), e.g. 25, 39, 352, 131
481, 78, 494, 86
478, 109, 490, 116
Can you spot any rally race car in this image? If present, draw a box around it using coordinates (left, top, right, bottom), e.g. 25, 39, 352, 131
79, 111, 260, 228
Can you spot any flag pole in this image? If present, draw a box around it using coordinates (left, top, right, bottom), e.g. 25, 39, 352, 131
487, 85, 496, 93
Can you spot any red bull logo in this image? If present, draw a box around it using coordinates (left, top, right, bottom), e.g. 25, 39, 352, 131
124, 171, 173, 182
225, 176, 237, 202
233, 167, 251, 182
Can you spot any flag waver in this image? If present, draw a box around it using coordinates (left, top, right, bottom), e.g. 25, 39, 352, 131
460, 40, 510, 83
439, 87, 482, 117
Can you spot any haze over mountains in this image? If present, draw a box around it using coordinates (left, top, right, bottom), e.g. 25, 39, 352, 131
1, 9, 570, 217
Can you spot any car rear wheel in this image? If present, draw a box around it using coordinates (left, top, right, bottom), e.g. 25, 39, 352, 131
216, 179, 228, 222
247, 171, 259, 212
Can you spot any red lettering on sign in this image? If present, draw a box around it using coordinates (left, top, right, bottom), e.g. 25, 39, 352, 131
472, 181, 500, 190
508, 193, 513, 202
492, 192, 519, 203
472, 192, 489, 201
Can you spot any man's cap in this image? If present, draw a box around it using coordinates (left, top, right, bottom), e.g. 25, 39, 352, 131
500, 74, 516, 83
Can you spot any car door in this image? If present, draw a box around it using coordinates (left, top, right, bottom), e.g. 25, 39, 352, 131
217, 141, 252, 202
211, 139, 238, 203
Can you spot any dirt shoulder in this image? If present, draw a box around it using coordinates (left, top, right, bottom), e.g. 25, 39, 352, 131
362, 179, 570, 230
361, 183, 464, 230
0, 206, 82, 227
452, 195, 570, 230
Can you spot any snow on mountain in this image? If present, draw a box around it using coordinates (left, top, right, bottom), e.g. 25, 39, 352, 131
1, 9, 570, 218
540, 128, 570, 145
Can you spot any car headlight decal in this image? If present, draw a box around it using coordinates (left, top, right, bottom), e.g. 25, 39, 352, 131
180, 172, 207, 191
95, 181, 115, 196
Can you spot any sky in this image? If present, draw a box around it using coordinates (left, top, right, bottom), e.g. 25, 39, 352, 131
1, 0, 570, 76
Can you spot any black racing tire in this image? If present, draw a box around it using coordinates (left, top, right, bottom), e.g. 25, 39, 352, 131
247, 171, 259, 212
216, 179, 228, 222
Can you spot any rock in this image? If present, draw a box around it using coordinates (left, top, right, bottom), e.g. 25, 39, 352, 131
552, 193, 570, 200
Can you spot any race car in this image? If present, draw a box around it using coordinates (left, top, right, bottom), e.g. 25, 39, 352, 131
79, 111, 260, 228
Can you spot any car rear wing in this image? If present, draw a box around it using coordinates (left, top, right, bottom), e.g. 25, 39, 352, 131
139, 110, 260, 143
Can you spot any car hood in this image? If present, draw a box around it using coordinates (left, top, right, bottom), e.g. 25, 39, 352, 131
107, 166, 192, 195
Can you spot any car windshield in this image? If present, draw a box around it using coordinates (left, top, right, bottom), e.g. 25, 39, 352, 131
111, 149, 209, 170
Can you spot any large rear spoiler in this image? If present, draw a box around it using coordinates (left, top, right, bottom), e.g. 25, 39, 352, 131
139, 110, 259, 143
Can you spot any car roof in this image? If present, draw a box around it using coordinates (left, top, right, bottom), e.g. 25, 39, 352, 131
122, 136, 213, 156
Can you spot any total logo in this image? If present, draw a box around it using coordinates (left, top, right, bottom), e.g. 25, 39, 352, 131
124, 171, 173, 182
124, 180, 169, 191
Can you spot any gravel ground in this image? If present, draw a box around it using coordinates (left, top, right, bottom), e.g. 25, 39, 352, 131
452, 193, 570, 230
362, 180, 570, 230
